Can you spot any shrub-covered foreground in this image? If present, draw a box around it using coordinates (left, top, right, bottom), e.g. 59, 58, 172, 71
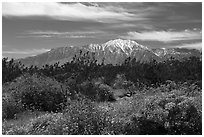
2, 74, 202, 135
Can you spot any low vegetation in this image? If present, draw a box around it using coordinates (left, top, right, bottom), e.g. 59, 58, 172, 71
2, 52, 202, 135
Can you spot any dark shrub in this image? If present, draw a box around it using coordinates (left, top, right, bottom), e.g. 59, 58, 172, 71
2, 58, 24, 83
77, 81, 96, 98
166, 100, 202, 135
133, 88, 202, 135
96, 87, 115, 102
123, 119, 140, 135
77, 81, 115, 102
131, 116, 167, 135
95, 83, 115, 102
2, 93, 24, 119
112, 74, 135, 90
3, 73, 67, 112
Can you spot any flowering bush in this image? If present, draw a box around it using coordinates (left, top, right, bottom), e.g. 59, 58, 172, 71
6, 98, 124, 135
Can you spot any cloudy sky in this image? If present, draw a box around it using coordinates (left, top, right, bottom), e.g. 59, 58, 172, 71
2, 2, 202, 59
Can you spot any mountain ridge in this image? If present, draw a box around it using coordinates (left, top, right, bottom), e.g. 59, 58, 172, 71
16, 39, 201, 67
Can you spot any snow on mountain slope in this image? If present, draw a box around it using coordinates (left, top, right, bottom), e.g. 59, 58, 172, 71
88, 39, 149, 55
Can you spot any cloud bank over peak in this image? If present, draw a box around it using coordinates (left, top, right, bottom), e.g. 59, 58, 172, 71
175, 42, 202, 50
121, 29, 202, 43
2, 2, 140, 23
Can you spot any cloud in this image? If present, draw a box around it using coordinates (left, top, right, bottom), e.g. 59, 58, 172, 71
18, 30, 105, 38
66, 35, 94, 38
2, 45, 7, 48
3, 48, 50, 55
18, 35, 95, 39
26, 30, 102, 35
175, 42, 202, 50
107, 23, 155, 30
121, 29, 202, 43
2, 2, 140, 23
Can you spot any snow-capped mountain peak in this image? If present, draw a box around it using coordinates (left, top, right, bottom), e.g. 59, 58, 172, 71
104, 38, 139, 46
87, 39, 149, 55
103, 39, 147, 49
103, 39, 149, 55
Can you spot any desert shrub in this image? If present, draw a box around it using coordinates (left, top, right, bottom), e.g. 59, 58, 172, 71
77, 81, 96, 98
3, 125, 29, 135
129, 115, 167, 135
3, 112, 62, 135
63, 98, 114, 135
112, 74, 135, 90
77, 80, 115, 102
26, 113, 65, 135
123, 117, 140, 135
186, 83, 202, 97
96, 87, 115, 102
2, 111, 50, 135
2, 93, 24, 120
166, 99, 202, 135
94, 83, 115, 102
19, 98, 123, 135
3, 73, 67, 112
138, 96, 169, 126
165, 80, 177, 91
132, 88, 202, 135
136, 101, 168, 135
127, 85, 202, 135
